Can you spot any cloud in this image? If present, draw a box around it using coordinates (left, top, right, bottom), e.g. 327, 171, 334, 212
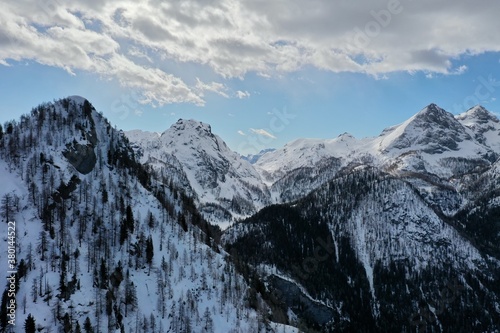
236, 90, 250, 99
195, 78, 229, 98
2, 0, 500, 105
250, 128, 276, 139
237, 130, 246, 136
453, 65, 468, 75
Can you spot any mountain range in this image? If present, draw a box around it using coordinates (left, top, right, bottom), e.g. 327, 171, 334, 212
0, 97, 499, 332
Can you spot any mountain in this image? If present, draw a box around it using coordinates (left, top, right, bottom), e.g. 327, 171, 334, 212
0, 97, 295, 333
241, 148, 276, 164
456, 105, 500, 153
126, 119, 271, 228
224, 103, 500, 331
376, 103, 475, 154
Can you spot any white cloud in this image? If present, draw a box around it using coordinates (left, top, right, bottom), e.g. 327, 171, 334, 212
453, 65, 468, 75
236, 90, 250, 99
237, 130, 246, 136
1, 0, 500, 105
250, 128, 276, 139
195, 78, 229, 98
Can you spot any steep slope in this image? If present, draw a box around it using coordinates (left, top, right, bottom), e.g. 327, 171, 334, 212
224, 168, 500, 332
453, 157, 500, 259
0, 97, 293, 333
126, 120, 271, 228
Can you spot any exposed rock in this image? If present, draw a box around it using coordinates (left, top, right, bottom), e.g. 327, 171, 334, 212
63, 142, 97, 174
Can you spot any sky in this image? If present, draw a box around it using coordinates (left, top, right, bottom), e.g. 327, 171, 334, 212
1, 0, 500, 155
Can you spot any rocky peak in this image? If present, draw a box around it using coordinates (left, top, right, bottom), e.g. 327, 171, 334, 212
170, 119, 212, 136
413, 103, 460, 129
456, 105, 499, 124
377, 103, 472, 154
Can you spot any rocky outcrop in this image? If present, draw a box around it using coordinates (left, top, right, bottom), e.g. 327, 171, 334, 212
63, 141, 97, 174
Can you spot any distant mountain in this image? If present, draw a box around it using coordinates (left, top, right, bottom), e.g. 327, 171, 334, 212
255, 104, 499, 203
456, 105, 500, 153
126, 119, 271, 228
241, 148, 276, 164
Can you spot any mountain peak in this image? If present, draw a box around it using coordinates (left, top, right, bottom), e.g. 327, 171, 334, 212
456, 105, 499, 124
376, 103, 474, 154
414, 103, 449, 120
66, 95, 88, 105
172, 118, 212, 134
242, 148, 276, 164
337, 132, 355, 140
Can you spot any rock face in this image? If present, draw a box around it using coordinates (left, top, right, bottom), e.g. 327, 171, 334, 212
63, 142, 96, 174
61, 98, 99, 175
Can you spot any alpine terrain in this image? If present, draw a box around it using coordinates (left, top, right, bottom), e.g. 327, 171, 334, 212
0, 97, 296, 333
0, 97, 499, 332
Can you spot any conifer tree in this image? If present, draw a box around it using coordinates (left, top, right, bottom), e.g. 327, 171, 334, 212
146, 236, 154, 266
83, 316, 94, 333
24, 314, 36, 333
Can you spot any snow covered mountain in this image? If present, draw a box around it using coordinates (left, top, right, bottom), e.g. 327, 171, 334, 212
0, 97, 294, 333
241, 148, 276, 164
222, 103, 500, 331
255, 104, 500, 205
126, 120, 270, 228
4, 97, 500, 332
125, 103, 500, 223
456, 105, 500, 153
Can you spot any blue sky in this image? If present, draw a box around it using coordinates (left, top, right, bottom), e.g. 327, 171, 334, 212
1, 1, 500, 155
